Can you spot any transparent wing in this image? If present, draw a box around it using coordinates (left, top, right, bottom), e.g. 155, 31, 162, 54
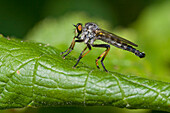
98, 29, 138, 47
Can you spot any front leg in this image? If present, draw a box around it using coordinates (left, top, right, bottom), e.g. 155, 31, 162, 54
61, 37, 84, 59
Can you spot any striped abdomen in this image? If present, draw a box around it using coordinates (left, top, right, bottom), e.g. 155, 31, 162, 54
118, 43, 145, 58
99, 37, 145, 58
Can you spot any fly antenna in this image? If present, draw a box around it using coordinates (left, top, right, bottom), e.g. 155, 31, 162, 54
73, 24, 76, 27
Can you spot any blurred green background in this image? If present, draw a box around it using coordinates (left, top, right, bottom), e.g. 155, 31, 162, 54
0, 0, 170, 113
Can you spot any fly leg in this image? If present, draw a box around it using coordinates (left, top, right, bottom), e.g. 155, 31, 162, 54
61, 36, 84, 59
73, 43, 91, 68
60, 36, 75, 56
92, 44, 110, 72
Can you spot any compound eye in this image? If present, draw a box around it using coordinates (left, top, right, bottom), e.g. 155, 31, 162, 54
77, 24, 82, 32
73, 23, 82, 34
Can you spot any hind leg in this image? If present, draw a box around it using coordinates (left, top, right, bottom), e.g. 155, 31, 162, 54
92, 44, 110, 72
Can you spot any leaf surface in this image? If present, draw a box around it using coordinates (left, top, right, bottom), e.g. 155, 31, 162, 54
0, 35, 170, 112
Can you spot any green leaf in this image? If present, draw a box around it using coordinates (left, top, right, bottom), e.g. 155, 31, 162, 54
0, 35, 170, 112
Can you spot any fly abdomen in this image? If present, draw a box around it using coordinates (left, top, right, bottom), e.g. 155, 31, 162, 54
122, 44, 145, 58
97, 32, 145, 58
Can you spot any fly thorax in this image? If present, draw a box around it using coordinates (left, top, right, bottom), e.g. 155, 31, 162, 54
85, 22, 99, 39
80, 29, 88, 40
84, 37, 89, 43
80, 23, 99, 44
87, 31, 95, 39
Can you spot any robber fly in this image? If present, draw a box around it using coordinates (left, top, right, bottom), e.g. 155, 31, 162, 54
61, 22, 145, 72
